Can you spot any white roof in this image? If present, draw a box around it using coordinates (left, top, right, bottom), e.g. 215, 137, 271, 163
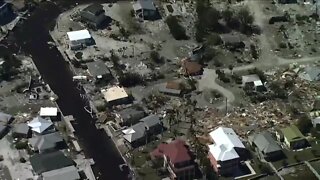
101, 86, 128, 102
242, 74, 260, 84
208, 127, 245, 161
67, 29, 91, 41
208, 144, 239, 161
122, 128, 136, 135
40, 107, 58, 117
253, 80, 263, 86
312, 117, 320, 125
28, 116, 53, 133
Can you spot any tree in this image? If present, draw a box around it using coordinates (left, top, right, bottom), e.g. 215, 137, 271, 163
237, 7, 254, 33
202, 47, 218, 62
250, 44, 259, 59
228, 65, 234, 75
238, 7, 254, 26
205, 33, 222, 46
195, 0, 221, 41
150, 51, 164, 64
296, 115, 312, 134
165, 16, 188, 40
310, 127, 320, 138
173, 129, 179, 137
15, 141, 28, 150
202, 157, 218, 180
269, 81, 287, 99
202, 8, 220, 31
119, 72, 144, 87
222, 8, 234, 25
20, 157, 26, 163
0, 54, 22, 81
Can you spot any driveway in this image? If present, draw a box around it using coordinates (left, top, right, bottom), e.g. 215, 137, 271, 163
198, 68, 235, 109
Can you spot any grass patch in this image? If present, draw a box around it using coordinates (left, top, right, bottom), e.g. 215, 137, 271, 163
272, 141, 320, 169
138, 166, 161, 180
131, 150, 148, 168
167, 5, 174, 13
310, 160, 320, 174
281, 164, 317, 180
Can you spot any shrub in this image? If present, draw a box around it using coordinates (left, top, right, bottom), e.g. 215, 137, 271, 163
279, 42, 287, 49
75, 52, 83, 59
150, 51, 164, 64
206, 33, 222, 46
119, 72, 144, 87
20, 157, 26, 163
165, 16, 188, 40
15, 141, 28, 150
250, 44, 259, 59
296, 115, 313, 134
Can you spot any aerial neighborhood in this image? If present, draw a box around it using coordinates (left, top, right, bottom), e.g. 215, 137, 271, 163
0, 0, 320, 180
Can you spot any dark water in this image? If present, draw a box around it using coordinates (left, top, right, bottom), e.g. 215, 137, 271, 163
2, 1, 127, 180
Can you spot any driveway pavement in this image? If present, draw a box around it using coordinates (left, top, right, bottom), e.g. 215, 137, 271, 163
198, 68, 235, 109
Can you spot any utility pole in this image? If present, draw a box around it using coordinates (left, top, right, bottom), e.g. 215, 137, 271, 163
225, 97, 228, 115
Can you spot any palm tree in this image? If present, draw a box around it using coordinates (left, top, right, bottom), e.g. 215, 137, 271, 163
173, 129, 179, 138
168, 113, 174, 130
228, 65, 234, 75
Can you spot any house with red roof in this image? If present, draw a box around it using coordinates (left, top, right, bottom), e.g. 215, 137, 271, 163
150, 139, 195, 180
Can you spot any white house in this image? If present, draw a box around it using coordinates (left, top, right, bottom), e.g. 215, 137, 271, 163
40, 107, 58, 117
28, 116, 53, 134
101, 86, 129, 105
67, 29, 92, 50
208, 127, 247, 175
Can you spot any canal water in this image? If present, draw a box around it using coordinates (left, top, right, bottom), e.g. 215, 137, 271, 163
2, 1, 128, 180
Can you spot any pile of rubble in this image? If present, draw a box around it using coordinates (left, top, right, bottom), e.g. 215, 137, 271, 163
197, 101, 295, 139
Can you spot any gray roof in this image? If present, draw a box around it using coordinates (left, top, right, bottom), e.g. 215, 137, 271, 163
123, 122, 146, 143
133, 0, 156, 11
13, 123, 29, 135
30, 151, 74, 174
82, 4, 104, 15
123, 114, 160, 143
249, 131, 282, 154
0, 112, 12, 124
42, 166, 80, 180
139, 115, 160, 128
299, 66, 320, 81
220, 34, 242, 44
29, 132, 63, 152
117, 108, 145, 123
86, 60, 111, 78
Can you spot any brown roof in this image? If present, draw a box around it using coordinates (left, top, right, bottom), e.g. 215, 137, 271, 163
166, 81, 181, 90
182, 60, 202, 75
150, 139, 191, 164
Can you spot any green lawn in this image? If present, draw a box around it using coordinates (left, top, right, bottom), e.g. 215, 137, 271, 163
281, 164, 317, 180
271, 141, 320, 169
138, 166, 161, 180
131, 150, 149, 168
309, 160, 320, 174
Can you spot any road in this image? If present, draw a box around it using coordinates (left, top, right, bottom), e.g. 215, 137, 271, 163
8, 2, 128, 180
198, 68, 235, 108
200, 0, 320, 107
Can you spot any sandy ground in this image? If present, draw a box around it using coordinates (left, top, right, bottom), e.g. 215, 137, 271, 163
0, 137, 36, 180
198, 68, 235, 109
